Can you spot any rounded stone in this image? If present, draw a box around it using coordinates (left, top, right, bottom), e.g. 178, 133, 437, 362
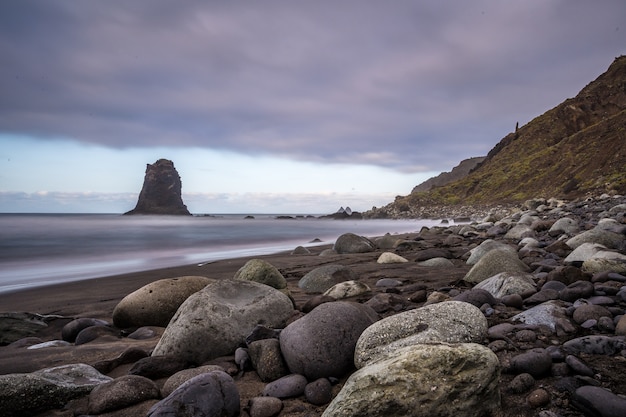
233, 259, 287, 290
323, 280, 370, 299
304, 378, 333, 405
508, 348, 553, 377
355, 301, 488, 368
464, 248, 530, 284
112, 276, 214, 328
261, 374, 308, 398
322, 343, 501, 417
572, 304, 612, 325
527, 388, 550, 407
572, 385, 626, 417
474, 272, 536, 298
248, 396, 283, 417
376, 252, 408, 264
333, 232, 376, 254
152, 279, 294, 365
509, 373, 535, 394
61, 318, 110, 343
298, 264, 357, 293
147, 371, 239, 417
280, 301, 378, 380
88, 375, 160, 414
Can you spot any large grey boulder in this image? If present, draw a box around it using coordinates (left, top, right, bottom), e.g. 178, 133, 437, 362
333, 232, 376, 253
233, 259, 287, 290
564, 243, 607, 265
466, 239, 517, 265
504, 224, 535, 240
354, 301, 488, 368
464, 248, 529, 284
549, 217, 579, 236
152, 280, 294, 364
0, 363, 113, 417
511, 301, 569, 332
0, 312, 48, 345
582, 253, 626, 274
322, 343, 501, 417
148, 371, 239, 417
473, 272, 536, 298
112, 276, 213, 328
298, 264, 356, 293
566, 227, 625, 249
280, 301, 378, 380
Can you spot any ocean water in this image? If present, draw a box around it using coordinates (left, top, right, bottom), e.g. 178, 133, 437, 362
0, 213, 439, 294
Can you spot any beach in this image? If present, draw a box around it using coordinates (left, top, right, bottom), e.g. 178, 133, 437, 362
1, 196, 626, 417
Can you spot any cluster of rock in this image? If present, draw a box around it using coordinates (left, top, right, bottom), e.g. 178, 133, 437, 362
1, 194, 626, 416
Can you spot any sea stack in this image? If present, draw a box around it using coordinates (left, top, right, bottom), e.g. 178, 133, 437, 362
125, 159, 191, 215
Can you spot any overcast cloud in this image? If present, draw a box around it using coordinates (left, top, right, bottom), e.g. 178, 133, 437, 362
1, 1, 625, 213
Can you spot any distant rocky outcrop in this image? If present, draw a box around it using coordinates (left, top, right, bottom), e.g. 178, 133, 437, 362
320, 206, 363, 219
411, 156, 485, 193
125, 159, 191, 215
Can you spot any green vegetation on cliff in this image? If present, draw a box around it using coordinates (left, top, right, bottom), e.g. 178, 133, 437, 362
372, 56, 626, 217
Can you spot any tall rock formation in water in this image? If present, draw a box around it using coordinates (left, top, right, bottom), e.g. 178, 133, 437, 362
125, 159, 191, 215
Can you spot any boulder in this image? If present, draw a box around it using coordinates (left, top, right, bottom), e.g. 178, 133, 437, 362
280, 301, 378, 380
354, 301, 488, 368
511, 301, 569, 332
322, 343, 501, 417
566, 228, 625, 250
152, 280, 294, 364
376, 252, 408, 263
564, 243, 607, 265
0, 363, 113, 417
417, 257, 455, 267
88, 374, 160, 414
573, 385, 626, 417
61, 317, 110, 343
113, 276, 213, 328
323, 280, 370, 299
0, 313, 48, 345
549, 217, 579, 236
504, 224, 535, 240
333, 232, 376, 254
298, 264, 356, 293
161, 365, 225, 397
248, 338, 290, 382
466, 239, 517, 265
464, 248, 530, 284
148, 371, 239, 417
233, 259, 287, 290
473, 272, 536, 298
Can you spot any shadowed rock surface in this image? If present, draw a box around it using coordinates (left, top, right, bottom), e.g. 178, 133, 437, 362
125, 159, 191, 215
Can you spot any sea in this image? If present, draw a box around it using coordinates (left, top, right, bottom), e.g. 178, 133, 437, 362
0, 213, 440, 294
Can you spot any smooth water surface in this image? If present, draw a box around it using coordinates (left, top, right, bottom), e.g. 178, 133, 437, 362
0, 214, 438, 293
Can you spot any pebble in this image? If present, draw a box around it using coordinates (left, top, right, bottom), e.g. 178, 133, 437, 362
304, 378, 333, 405
262, 374, 308, 399
509, 373, 535, 393
527, 388, 550, 407
565, 355, 594, 377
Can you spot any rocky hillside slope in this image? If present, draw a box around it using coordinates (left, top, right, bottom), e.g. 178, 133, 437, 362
411, 156, 486, 193
368, 56, 626, 218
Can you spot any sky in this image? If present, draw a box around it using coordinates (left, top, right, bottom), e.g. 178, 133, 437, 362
1, 1, 625, 214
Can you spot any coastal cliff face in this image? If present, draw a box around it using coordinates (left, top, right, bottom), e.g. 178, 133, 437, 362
368, 55, 626, 218
124, 159, 191, 215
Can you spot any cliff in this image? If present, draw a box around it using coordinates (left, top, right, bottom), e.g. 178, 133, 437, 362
367, 55, 626, 218
124, 159, 191, 215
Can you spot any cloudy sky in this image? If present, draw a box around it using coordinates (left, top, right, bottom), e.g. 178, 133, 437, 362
1, 1, 624, 214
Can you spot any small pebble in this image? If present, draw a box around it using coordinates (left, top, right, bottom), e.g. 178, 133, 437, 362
527, 388, 550, 407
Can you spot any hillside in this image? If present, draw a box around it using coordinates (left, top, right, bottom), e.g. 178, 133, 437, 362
368, 55, 626, 218
411, 156, 486, 193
